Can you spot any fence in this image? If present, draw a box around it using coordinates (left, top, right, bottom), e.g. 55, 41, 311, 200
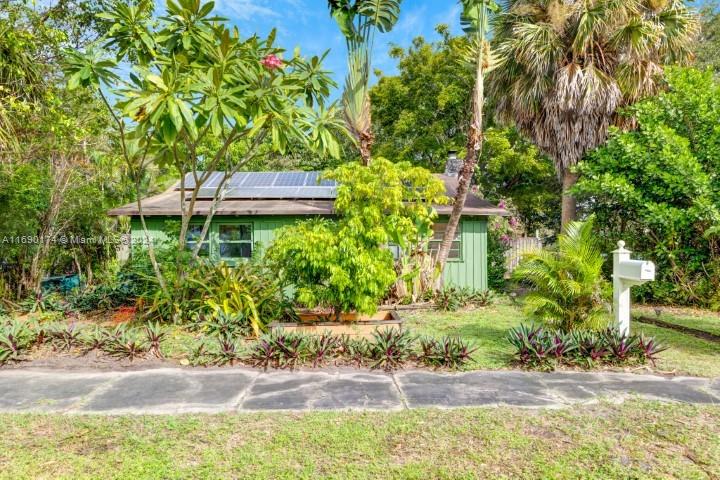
505, 236, 542, 277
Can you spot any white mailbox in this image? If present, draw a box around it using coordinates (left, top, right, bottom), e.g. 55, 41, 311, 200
613, 241, 655, 336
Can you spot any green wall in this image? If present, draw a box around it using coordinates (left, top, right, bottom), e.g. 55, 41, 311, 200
129, 214, 488, 290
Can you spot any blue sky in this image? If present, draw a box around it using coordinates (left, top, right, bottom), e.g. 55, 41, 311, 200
212, 0, 464, 95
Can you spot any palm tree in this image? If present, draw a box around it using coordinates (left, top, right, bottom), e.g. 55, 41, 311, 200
513, 216, 609, 331
490, 0, 698, 226
434, 0, 499, 274
328, 0, 402, 165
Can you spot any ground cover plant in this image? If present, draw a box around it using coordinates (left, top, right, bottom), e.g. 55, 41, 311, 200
506, 324, 667, 371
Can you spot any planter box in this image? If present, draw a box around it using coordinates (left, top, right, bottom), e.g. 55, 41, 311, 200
269, 310, 402, 337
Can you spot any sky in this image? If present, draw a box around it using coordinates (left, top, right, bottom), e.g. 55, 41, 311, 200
212, 0, 464, 96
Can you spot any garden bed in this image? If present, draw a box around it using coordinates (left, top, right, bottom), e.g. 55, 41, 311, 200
270, 310, 403, 337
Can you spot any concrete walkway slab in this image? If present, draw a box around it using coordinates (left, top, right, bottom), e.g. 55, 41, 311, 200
0, 368, 717, 414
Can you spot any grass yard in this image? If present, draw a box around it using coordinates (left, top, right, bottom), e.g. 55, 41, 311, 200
0, 401, 718, 479
403, 300, 720, 377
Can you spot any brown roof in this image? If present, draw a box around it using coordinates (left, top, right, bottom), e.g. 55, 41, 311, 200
108, 174, 509, 217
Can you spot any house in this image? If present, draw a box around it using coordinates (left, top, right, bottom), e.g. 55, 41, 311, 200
108, 160, 508, 290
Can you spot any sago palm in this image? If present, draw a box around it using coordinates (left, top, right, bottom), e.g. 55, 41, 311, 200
513, 217, 610, 331
328, 0, 402, 164
490, 0, 698, 226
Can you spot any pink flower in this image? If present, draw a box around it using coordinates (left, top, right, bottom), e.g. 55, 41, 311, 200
509, 217, 518, 227
261, 54, 283, 70
500, 234, 511, 245
498, 200, 506, 209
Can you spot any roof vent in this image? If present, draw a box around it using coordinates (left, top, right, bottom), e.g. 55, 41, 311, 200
444, 150, 462, 177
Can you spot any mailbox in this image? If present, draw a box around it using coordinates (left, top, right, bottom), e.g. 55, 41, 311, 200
613, 241, 655, 336
616, 259, 655, 285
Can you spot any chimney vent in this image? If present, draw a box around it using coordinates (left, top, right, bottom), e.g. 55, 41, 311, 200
444, 150, 462, 177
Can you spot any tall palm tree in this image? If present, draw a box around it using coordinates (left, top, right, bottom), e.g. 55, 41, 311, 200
490, 0, 698, 226
328, 0, 402, 165
435, 0, 499, 274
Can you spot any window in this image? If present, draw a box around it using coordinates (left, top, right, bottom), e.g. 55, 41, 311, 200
218, 223, 252, 259
186, 225, 210, 257
428, 223, 462, 260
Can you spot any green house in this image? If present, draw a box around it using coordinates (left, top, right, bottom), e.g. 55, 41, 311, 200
109, 169, 507, 290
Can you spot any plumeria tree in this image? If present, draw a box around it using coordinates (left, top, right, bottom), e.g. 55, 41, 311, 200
64, 0, 346, 295
328, 0, 402, 164
434, 0, 499, 278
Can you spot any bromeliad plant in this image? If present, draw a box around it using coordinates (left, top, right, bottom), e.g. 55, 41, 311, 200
418, 336, 477, 369
0, 319, 37, 364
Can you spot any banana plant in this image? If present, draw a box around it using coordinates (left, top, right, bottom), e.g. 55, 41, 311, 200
327, 0, 402, 165
434, 0, 500, 279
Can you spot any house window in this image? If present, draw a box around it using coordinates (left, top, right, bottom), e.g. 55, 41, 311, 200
218, 224, 252, 259
186, 225, 210, 257
428, 222, 462, 260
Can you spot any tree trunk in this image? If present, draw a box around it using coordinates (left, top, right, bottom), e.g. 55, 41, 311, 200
435, 43, 485, 284
561, 171, 579, 228
358, 129, 373, 166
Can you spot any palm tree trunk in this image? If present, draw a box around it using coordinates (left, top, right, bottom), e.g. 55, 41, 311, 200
561, 171, 579, 228
358, 129, 373, 166
435, 55, 485, 280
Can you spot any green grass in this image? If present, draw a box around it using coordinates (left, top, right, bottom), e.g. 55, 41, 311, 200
635, 305, 720, 336
403, 300, 720, 377
0, 401, 718, 479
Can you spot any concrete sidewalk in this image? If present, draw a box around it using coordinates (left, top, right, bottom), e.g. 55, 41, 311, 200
0, 368, 718, 414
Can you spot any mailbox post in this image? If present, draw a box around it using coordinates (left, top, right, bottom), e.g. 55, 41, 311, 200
612, 241, 655, 336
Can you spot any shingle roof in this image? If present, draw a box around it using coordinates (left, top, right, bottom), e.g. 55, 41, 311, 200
107, 172, 509, 217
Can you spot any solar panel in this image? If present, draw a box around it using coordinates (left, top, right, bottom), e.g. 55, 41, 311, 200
181, 171, 338, 199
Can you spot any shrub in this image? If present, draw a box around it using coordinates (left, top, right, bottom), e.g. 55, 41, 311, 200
513, 217, 610, 331
45, 322, 83, 351
433, 286, 495, 311
102, 325, 148, 361
267, 159, 447, 319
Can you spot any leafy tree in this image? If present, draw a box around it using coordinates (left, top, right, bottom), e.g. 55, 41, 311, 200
434, 0, 500, 277
575, 67, 720, 308
370, 28, 473, 171
66, 0, 346, 295
477, 127, 560, 232
328, 0, 402, 164
267, 159, 447, 317
490, 0, 698, 226
513, 217, 609, 332
695, 2, 720, 74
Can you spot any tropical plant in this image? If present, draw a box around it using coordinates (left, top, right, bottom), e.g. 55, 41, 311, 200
46, 322, 83, 351
575, 68, 720, 308
490, 0, 699, 226
0, 319, 37, 364
102, 325, 148, 361
434, 0, 500, 277
306, 332, 342, 368
144, 321, 165, 358
328, 0, 402, 164
513, 217, 609, 331
418, 336, 477, 369
65, 0, 346, 295
367, 327, 415, 371
268, 158, 446, 318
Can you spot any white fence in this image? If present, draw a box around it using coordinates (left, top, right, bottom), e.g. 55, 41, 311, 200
504, 236, 542, 277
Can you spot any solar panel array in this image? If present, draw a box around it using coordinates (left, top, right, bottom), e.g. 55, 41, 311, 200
179, 172, 337, 199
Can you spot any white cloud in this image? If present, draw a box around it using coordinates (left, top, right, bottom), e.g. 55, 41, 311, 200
214, 0, 280, 20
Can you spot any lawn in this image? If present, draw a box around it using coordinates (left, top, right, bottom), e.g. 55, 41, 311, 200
403, 299, 720, 377
0, 400, 718, 479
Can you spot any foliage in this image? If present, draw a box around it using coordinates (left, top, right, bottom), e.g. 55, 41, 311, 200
370, 28, 474, 171
695, 3, 720, 74
477, 128, 560, 232
45, 322, 83, 351
246, 330, 308, 371
433, 286, 496, 312
101, 325, 148, 361
327, 0, 402, 162
575, 68, 720, 308
418, 336, 477, 369
367, 327, 415, 371
268, 158, 447, 316
490, 0, 699, 225
513, 218, 610, 331
0, 319, 37, 364
507, 324, 667, 370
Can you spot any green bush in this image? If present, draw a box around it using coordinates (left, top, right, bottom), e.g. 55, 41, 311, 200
268, 159, 447, 318
513, 217, 610, 331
